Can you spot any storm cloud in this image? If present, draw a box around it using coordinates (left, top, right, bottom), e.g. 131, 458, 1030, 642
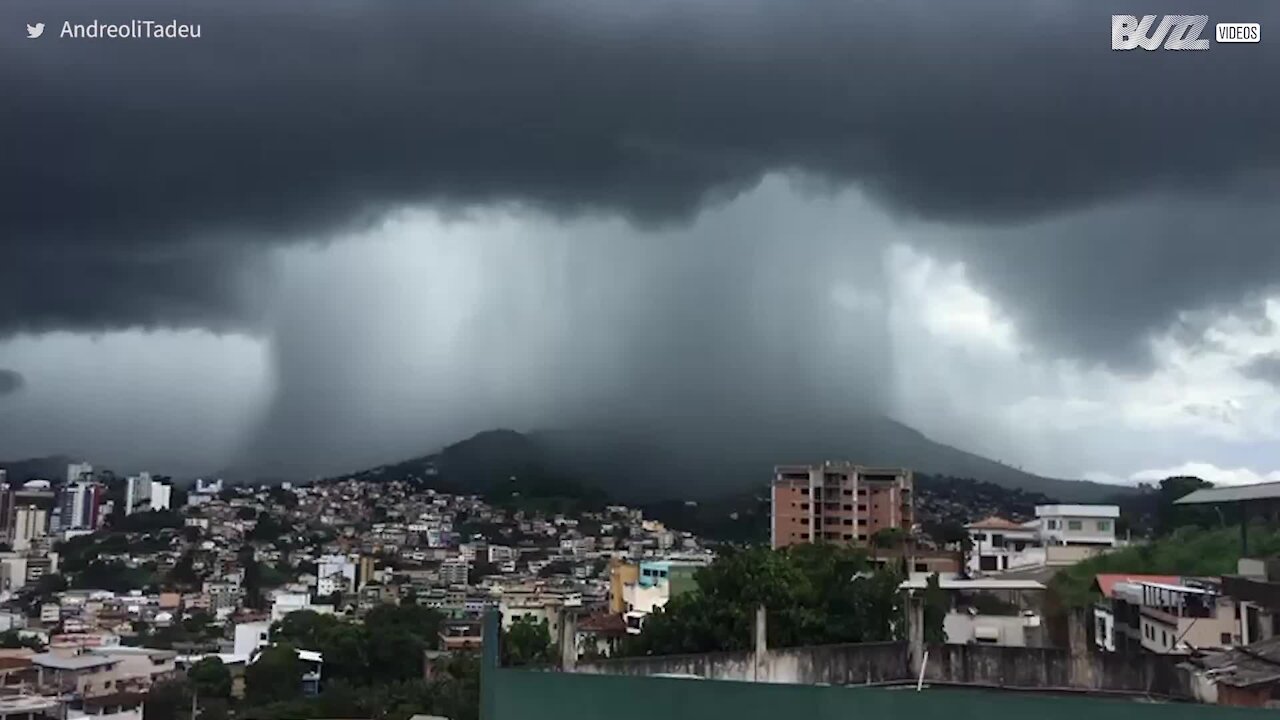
7, 0, 1280, 345
6, 0, 1280, 477
0, 370, 24, 398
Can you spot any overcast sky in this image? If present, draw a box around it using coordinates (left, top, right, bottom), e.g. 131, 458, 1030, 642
4, 0, 1280, 485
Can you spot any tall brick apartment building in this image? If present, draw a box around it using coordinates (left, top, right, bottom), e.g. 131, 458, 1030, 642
770, 463, 913, 549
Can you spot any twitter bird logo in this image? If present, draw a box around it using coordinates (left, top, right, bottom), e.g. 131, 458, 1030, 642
26, 22, 44, 39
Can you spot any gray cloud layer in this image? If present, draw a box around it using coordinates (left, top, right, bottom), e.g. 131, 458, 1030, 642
6, 0, 1280, 476
0, 370, 23, 397
6, 0, 1280, 345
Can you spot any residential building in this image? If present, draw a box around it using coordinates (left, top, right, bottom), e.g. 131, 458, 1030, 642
1035, 505, 1119, 547
59, 483, 102, 531
233, 621, 271, 661
87, 647, 176, 690
11, 506, 47, 552
1183, 635, 1280, 707
66, 463, 93, 485
124, 475, 171, 516
771, 463, 912, 549
900, 577, 1047, 647
1109, 578, 1239, 655
1091, 573, 1180, 653
316, 555, 356, 597
1222, 557, 1280, 646
31, 652, 122, 698
966, 517, 1041, 574
440, 558, 469, 586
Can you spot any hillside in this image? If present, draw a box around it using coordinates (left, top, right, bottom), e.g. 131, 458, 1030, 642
0, 455, 75, 484
327, 416, 1126, 504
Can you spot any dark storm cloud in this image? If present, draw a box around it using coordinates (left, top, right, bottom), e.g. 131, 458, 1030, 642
1242, 352, 1280, 387
5, 0, 1280, 365
0, 370, 24, 397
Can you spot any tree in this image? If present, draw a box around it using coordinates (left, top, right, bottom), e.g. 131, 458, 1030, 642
1155, 476, 1217, 536
621, 543, 902, 656
922, 573, 948, 644
870, 527, 907, 550
143, 677, 192, 720
188, 657, 232, 699
239, 545, 266, 610
502, 618, 556, 667
245, 645, 303, 705
0, 630, 43, 651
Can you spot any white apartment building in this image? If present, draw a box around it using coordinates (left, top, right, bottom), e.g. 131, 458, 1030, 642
1036, 504, 1119, 546
124, 474, 171, 515
966, 504, 1121, 576
12, 506, 47, 552
316, 555, 356, 597
440, 558, 469, 586
66, 463, 93, 484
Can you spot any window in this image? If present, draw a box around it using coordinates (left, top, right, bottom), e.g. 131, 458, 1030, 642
857, 489, 867, 496
857, 534, 867, 541
1221, 633, 1233, 645
1097, 520, 1111, 532
857, 519, 867, 526
800, 533, 809, 540
843, 504, 853, 511
1067, 520, 1083, 531
914, 563, 928, 572
800, 488, 809, 495
857, 504, 867, 512
1046, 519, 1059, 530
842, 519, 852, 526
991, 533, 1005, 545
843, 489, 853, 496
800, 503, 809, 510
843, 534, 853, 540
973, 533, 986, 542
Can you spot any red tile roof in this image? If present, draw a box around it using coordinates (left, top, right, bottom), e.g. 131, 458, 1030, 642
577, 613, 628, 636
0, 657, 32, 671
1094, 574, 1181, 598
966, 516, 1027, 531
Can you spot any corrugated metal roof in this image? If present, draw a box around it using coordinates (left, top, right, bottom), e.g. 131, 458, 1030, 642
1174, 482, 1280, 504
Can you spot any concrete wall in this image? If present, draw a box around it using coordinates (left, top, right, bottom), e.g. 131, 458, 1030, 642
576, 649, 758, 681
925, 643, 1190, 697
576, 641, 1191, 698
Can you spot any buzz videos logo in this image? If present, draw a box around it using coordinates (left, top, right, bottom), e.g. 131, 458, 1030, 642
1112, 15, 1260, 50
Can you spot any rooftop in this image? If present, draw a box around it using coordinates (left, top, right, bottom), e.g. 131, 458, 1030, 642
31, 652, 118, 670
1175, 482, 1280, 505
898, 578, 1045, 591
1034, 504, 1119, 518
965, 516, 1028, 531
1184, 636, 1280, 688
1094, 574, 1180, 599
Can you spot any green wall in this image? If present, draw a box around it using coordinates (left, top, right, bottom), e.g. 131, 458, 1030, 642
489, 668, 1267, 720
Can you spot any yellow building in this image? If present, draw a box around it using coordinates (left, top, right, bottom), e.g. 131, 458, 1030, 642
609, 559, 639, 615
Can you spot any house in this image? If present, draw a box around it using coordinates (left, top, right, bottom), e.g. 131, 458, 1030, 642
1182, 635, 1280, 707
30, 652, 122, 698
899, 577, 1047, 647
86, 647, 176, 690
1109, 578, 1239, 654
965, 517, 1040, 574
1035, 505, 1119, 548
1091, 573, 1179, 653
965, 506, 1121, 577
1223, 557, 1280, 645
574, 614, 628, 659
439, 619, 483, 651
